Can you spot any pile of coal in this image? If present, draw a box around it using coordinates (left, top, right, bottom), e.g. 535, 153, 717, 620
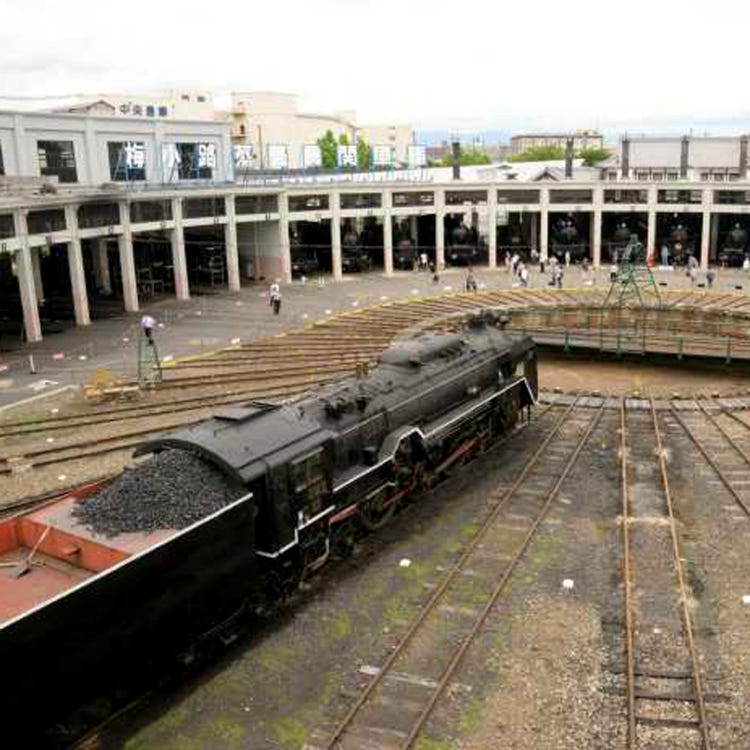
73, 449, 245, 537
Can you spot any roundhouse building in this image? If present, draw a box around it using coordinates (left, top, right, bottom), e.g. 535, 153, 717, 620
2, 127, 750, 344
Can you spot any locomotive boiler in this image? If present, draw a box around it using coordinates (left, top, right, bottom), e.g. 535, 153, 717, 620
0, 318, 537, 746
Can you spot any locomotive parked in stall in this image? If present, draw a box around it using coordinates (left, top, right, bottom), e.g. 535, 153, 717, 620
446, 223, 482, 266
0, 318, 537, 746
550, 216, 587, 262
665, 221, 695, 265
719, 223, 748, 267
341, 227, 373, 273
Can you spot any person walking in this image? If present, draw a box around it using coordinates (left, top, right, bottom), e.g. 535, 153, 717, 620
661, 244, 670, 267
465, 268, 477, 292
706, 269, 716, 288
564, 249, 571, 268
520, 264, 529, 288
140, 313, 156, 345
554, 264, 564, 289
743, 256, 750, 275
269, 281, 282, 315
688, 265, 698, 287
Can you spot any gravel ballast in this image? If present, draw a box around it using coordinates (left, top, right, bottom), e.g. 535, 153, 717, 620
73, 449, 245, 536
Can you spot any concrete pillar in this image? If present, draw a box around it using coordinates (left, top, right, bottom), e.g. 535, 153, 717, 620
710, 211, 719, 268
435, 188, 445, 268
487, 188, 497, 268
540, 188, 549, 261
592, 211, 602, 268
84, 119, 99, 184
64, 205, 90, 326
13, 209, 42, 342
383, 190, 394, 276
700, 188, 712, 271
646, 186, 657, 259
117, 201, 139, 312
12, 114, 27, 176
170, 197, 190, 301
278, 195, 292, 284
95, 238, 112, 294
700, 211, 711, 270
530, 213, 538, 254
224, 195, 240, 291
409, 215, 419, 249
330, 191, 343, 281
31, 246, 45, 301
591, 188, 602, 267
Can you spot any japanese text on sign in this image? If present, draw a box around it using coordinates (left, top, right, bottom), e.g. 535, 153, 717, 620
337, 145, 357, 168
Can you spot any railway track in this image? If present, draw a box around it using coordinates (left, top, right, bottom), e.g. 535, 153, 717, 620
2, 285, 749, 510
618, 398, 712, 748
65, 401, 560, 750
320, 399, 604, 749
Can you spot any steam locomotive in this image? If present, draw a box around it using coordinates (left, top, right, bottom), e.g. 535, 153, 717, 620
447, 223, 482, 266
342, 227, 372, 273
550, 216, 587, 262
0, 318, 537, 746
665, 221, 694, 265
719, 223, 748, 267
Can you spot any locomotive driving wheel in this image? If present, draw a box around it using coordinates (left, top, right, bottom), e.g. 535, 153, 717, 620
358, 484, 397, 531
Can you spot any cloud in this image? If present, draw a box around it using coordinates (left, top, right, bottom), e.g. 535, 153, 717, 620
0, 0, 747, 135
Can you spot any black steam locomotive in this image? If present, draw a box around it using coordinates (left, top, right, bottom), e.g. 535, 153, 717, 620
341, 227, 372, 273
0, 319, 537, 746
719, 223, 748, 267
550, 216, 587, 262
447, 223, 482, 266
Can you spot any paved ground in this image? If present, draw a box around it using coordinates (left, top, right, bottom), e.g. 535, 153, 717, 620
0, 266, 747, 408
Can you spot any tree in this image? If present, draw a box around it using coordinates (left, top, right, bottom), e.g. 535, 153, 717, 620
356, 137, 372, 171
507, 145, 566, 162
316, 129, 337, 169
338, 133, 350, 146
577, 147, 611, 166
438, 149, 492, 167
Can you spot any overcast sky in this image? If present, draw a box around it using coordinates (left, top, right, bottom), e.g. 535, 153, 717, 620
1, 0, 749, 135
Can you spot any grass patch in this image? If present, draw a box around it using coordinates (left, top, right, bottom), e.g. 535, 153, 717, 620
272, 717, 307, 748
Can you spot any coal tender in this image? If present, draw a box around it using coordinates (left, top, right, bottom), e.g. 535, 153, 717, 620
0, 317, 536, 744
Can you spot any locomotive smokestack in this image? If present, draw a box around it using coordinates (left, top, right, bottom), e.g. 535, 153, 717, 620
740, 135, 748, 180
565, 137, 574, 179
451, 136, 461, 180
680, 135, 689, 179
621, 136, 630, 179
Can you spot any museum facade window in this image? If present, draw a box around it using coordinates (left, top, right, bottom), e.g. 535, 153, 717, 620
107, 141, 147, 181
37, 140, 78, 183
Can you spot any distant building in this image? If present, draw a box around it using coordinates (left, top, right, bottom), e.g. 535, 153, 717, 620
511, 130, 603, 154
50, 90, 216, 121
0, 108, 233, 185
230, 91, 415, 170
601, 135, 750, 181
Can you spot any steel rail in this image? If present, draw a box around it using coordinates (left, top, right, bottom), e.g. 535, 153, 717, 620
398, 402, 605, 750
667, 404, 750, 519
619, 399, 637, 747
324, 400, 576, 749
68, 403, 557, 750
0, 387, 310, 438
0, 383, 317, 474
649, 398, 712, 750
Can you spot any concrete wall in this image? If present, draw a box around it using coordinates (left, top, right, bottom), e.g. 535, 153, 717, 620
0, 109, 233, 185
